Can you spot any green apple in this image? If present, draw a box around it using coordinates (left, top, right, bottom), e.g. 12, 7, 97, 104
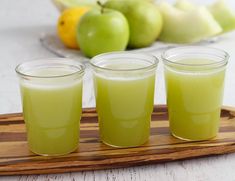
105, 0, 163, 48
157, 2, 222, 43
77, 8, 129, 58
208, 0, 235, 32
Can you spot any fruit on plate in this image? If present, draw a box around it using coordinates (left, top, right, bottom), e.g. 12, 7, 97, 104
157, 2, 222, 43
175, 0, 194, 11
52, 0, 100, 11
175, 0, 235, 33
57, 6, 90, 49
105, 0, 162, 48
208, 0, 235, 32
52, 0, 153, 12
77, 6, 129, 58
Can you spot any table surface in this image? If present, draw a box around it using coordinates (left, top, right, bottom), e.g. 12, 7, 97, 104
1, 0, 235, 180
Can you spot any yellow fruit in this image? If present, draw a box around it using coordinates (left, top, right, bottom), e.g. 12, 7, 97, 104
57, 7, 90, 49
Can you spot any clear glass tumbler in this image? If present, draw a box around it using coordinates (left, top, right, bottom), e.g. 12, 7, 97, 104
16, 58, 85, 156
162, 46, 229, 141
90, 52, 158, 148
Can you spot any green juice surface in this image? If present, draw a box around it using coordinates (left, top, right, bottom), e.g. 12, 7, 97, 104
94, 63, 156, 147
165, 59, 225, 140
20, 68, 82, 155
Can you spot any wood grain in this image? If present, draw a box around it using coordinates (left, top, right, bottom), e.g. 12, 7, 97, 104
0, 105, 235, 176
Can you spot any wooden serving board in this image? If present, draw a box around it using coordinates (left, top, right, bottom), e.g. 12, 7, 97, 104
1, 105, 235, 176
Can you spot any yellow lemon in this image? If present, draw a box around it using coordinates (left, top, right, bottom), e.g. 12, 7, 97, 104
57, 7, 90, 49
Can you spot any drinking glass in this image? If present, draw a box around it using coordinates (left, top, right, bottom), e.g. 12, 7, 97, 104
90, 52, 158, 147
16, 58, 85, 156
162, 46, 229, 141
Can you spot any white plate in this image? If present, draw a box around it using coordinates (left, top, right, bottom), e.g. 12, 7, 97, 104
40, 33, 219, 63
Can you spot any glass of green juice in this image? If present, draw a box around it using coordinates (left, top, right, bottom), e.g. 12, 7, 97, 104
90, 52, 158, 148
162, 46, 229, 141
16, 58, 85, 156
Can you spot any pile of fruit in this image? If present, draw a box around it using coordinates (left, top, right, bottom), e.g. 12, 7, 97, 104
54, 0, 235, 58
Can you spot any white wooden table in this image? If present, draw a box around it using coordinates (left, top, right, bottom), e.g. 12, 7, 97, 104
1, 0, 235, 180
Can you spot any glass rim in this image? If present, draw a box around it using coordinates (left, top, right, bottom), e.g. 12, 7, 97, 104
90, 51, 159, 72
15, 58, 85, 79
161, 46, 229, 68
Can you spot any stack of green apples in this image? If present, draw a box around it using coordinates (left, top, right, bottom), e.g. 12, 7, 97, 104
76, 0, 163, 58
53, 0, 235, 58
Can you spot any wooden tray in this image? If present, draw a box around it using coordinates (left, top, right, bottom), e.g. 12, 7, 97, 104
1, 105, 235, 176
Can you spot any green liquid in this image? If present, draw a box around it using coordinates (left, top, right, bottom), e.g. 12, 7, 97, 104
165, 59, 225, 140
94, 63, 156, 147
20, 68, 82, 155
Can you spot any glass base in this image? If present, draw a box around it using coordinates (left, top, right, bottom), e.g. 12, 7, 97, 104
102, 140, 148, 148
171, 132, 217, 141
29, 145, 78, 156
